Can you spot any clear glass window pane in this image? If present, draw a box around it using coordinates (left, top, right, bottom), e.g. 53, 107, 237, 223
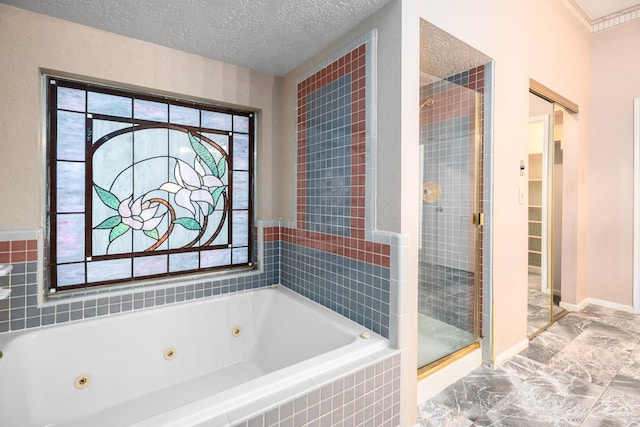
57, 161, 85, 213
87, 259, 131, 283
169, 252, 199, 272
57, 111, 85, 161
169, 105, 199, 126
134, 255, 168, 276
202, 111, 232, 131
233, 133, 249, 171
57, 86, 85, 112
232, 171, 249, 209
134, 99, 168, 122
57, 263, 85, 287
200, 249, 231, 268
232, 210, 249, 246
88, 91, 132, 118
232, 247, 248, 264
233, 115, 249, 133
56, 214, 85, 263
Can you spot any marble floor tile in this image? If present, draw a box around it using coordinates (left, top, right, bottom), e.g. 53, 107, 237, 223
519, 330, 570, 365
548, 340, 627, 387
573, 305, 640, 334
575, 321, 640, 354
608, 344, 640, 401
430, 366, 522, 421
547, 312, 593, 340
498, 354, 544, 381
581, 389, 640, 427
528, 288, 550, 308
418, 303, 640, 427
417, 400, 473, 427
474, 406, 553, 427
478, 366, 603, 427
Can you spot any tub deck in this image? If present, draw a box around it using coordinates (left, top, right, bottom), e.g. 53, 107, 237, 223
0, 285, 390, 426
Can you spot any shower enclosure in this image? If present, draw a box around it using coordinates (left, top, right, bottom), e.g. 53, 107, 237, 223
418, 21, 492, 371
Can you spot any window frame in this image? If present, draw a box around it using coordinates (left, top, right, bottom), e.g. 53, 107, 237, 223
45, 76, 255, 292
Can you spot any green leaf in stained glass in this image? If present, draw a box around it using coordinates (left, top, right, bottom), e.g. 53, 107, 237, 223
94, 184, 120, 210
188, 133, 216, 176
173, 217, 201, 231
144, 229, 159, 240
216, 156, 227, 178
211, 185, 227, 208
95, 215, 122, 229
109, 223, 130, 242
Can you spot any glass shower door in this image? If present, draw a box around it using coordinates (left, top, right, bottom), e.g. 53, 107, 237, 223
417, 79, 483, 369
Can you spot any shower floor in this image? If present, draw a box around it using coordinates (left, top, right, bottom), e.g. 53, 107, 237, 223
418, 313, 475, 368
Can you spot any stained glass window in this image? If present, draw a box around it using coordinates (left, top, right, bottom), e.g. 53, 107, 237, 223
47, 77, 254, 290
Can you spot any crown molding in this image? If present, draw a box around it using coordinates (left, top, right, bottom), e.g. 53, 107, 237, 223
592, 5, 640, 32
561, 0, 640, 33
561, 0, 592, 30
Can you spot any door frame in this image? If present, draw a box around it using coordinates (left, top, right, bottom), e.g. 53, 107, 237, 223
528, 114, 550, 294
633, 98, 640, 313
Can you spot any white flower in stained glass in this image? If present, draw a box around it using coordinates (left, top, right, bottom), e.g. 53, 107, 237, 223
160, 158, 223, 216
118, 196, 164, 231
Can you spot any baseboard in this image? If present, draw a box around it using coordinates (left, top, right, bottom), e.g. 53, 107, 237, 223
493, 338, 529, 368
586, 297, 636, 314
559, 299, 589, 312
560, 297, 635, 314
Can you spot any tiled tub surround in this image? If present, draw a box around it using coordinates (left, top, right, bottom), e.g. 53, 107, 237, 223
0, 285, 399, 426
233, 352, 401, 427
280, 230, 391, 338
289, 34, 394, 338
0, 225, 279, 334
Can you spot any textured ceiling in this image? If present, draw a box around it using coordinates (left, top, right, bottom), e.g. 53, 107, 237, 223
0, 0, 392, 76
420, 20, 491, 85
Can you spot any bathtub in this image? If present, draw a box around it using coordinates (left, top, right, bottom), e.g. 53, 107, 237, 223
0, 285, 390, 426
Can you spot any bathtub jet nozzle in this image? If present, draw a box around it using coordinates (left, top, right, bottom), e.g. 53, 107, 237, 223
74, 374, 91, 389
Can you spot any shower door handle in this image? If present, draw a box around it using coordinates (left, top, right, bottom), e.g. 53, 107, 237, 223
472, 212, 484, 226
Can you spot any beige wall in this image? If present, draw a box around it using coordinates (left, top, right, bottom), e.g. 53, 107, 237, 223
0, 4, 281, 229
589, 20, 640, 306
421, 0, 592, 357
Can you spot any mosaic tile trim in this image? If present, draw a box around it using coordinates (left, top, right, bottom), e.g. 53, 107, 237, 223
280, 226, 390, 268
0, 240, 37, 264
233, 353, 401, 427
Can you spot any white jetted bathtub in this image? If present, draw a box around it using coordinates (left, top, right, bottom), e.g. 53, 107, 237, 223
0, 285, 389, 426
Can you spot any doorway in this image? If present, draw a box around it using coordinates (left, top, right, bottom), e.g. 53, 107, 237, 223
527, 92, 566, 336
418, 20, 493, 374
